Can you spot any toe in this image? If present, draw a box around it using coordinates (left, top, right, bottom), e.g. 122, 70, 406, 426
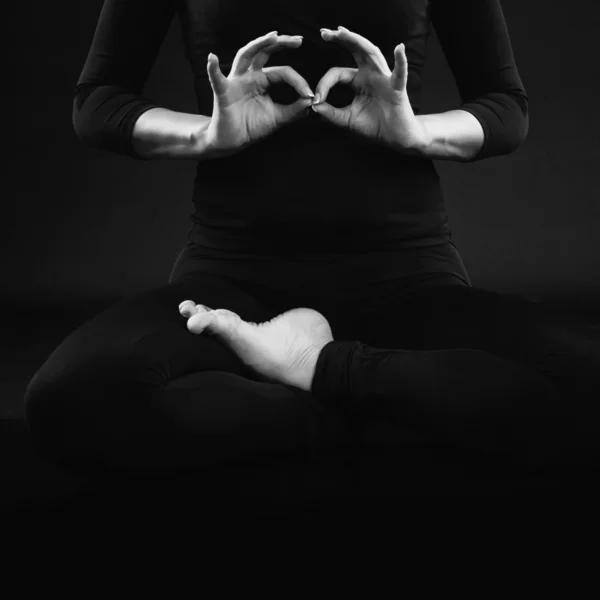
187, 307, 242, 338
187, 311, 217, 335
179, 300, 198, 318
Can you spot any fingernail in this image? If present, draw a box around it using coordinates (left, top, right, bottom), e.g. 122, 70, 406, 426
267, 30, 278, 36
313, 93, 321, 104
306, 91, 315, 98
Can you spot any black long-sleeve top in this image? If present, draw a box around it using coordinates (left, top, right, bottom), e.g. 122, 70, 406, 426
73, 0, 529, 253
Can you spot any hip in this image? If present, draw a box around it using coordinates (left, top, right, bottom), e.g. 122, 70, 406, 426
168, 229, 472, 300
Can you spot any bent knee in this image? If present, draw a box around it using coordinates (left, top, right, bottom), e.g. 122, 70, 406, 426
23, 347, 160, 476
24, 364, 103, 475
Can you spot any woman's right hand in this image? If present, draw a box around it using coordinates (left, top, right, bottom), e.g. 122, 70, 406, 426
203, 31, 315, 158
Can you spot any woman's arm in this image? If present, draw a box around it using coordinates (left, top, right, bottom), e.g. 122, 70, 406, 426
411, 110, 485, 163
417, 0, 529, 163
73, 0, 212, 161
131, 108, 213, 160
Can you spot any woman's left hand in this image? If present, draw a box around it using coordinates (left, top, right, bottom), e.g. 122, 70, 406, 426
312, 26, 428, 153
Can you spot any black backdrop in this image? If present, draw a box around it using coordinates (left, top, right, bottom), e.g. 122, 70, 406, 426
5, 0, 599, 304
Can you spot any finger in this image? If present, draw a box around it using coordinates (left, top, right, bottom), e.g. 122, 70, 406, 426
230, 31, 278, 75
312, 66, 357, 106
262, 65, 315, 99
275, 96, 315, 124
391, 43, 408, 92
311, 100, 352, 130
208, 37, 306, 97
321, 26, 390, 74
206, 53, 228, 97
310, 68, 356, 129
252, 36, 305, 70
231, 31, 305, 75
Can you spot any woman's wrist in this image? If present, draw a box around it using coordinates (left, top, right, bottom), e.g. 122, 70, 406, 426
131, 107, 217, 160
411, 110, 485, 162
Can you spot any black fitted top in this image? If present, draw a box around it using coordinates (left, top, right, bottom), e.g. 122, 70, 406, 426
73, 0, 528, 253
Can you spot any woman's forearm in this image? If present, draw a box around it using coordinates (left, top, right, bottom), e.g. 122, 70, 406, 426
131, 107, 214, 160
131, 106, 485, 161
412, 110, 485, 162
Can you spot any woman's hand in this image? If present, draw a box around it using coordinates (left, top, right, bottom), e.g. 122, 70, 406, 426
204, 31, 315, 158
312, 26, 428, 153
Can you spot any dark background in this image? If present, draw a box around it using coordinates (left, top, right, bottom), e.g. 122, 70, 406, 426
2, 0, 599, 417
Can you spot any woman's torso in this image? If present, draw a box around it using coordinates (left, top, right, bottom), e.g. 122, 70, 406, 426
176, 0, 450, 253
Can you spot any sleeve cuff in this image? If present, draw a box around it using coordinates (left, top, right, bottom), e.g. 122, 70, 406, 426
73, 84, 161, 161
120, 102, 162, 161
454, 106, 491, 163
454, 92, 529, 163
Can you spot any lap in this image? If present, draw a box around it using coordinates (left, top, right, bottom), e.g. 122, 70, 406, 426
347, 282, 600, 404
348, 283, 554, 366
27, 272, 279, 393
25, 272, 355, 474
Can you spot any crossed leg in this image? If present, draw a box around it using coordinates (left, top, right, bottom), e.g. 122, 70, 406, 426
24, 273, 354, 477
313, 284, 600, 471
184, 282, 599, 472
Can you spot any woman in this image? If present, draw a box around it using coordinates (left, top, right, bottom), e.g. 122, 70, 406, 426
24, 0, 598, 477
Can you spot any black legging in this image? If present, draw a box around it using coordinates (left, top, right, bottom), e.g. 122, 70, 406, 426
23, 238, 600, 477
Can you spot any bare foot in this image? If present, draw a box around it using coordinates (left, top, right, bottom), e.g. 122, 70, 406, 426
178, 300, 334, 392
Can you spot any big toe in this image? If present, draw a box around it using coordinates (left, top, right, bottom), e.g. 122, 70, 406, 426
179, 300, 197, 317
186, 310, 216, 335
179, 300, 213, 318
187, 307, 241, 337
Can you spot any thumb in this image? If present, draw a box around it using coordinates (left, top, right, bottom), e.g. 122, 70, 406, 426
311, 101, 349, 129
276, 96, 314, 123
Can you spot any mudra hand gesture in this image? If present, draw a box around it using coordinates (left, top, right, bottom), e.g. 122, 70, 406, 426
183, 26, 428, 388
312, 26, 426, 152
204, 26, 427, 158
204, 31, 315, 158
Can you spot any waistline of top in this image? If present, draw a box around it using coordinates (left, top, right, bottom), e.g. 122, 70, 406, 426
186, 221, 453, 256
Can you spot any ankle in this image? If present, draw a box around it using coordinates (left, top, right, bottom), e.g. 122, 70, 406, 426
310, 340, 361, 408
